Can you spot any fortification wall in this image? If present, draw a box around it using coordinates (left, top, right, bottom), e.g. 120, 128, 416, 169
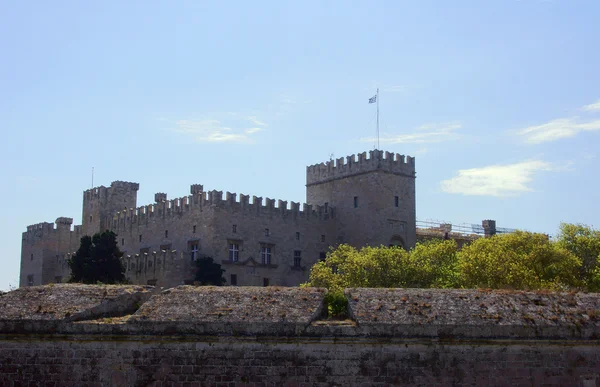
1, 285, 600, 386
306, 149, 415, 186
107, 186, 335, 288
20, 219, 83, 287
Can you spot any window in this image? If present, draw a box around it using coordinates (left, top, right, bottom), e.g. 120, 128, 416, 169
395, 196, 399, 207
121, 238, 125, 246
27, 274, 34, 286
139, 234, 142, 242
230, 274, 237, 286
293, 251, 302, 268
263, 278, 269, 287
30, 253, 33, 261
165, 230, 168, 238
261, 246, 272, 265
229, 243, 240, 262
319, 252, 326, 261
354, 196, 358, 208
89, 215, 93, 223
321, 234, 325, 242
295, 232, 300, 240
190, 243, 199, 261
324, 202, 328, 213
232, 224, 237, 233
193, 225, 196, 233
264, 228, 270, 237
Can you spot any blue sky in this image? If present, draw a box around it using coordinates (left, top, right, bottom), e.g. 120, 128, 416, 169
1, 0, 599, 290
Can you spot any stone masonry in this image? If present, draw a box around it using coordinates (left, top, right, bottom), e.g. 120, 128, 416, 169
1, 285, 600, 386
20, 149, 416, 288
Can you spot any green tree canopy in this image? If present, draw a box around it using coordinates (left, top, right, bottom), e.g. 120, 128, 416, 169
195, 256, 225, 286
457, 231, 581, 290
555, 223, 600, 289
305, 230, 586, 292
68, 230, 126, 284
304, 241, 459, 291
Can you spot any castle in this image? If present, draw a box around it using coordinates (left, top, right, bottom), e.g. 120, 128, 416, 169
20, 149, 416, 288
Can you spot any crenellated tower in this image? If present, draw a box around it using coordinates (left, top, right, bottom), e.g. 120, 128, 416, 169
82, 181, 139, 236
306, 149, 416, 249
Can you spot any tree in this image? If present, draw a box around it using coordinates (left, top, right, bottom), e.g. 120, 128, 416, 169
407, 239, 459, 288
68, 230, 126, 284
555, 223, 600, 289
195, 256, 225, 286
457, 231, 581, 290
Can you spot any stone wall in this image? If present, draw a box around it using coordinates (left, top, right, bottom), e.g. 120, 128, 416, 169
2, 285, 600, 386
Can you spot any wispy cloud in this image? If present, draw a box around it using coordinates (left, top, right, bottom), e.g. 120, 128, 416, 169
515, 99, 600, 144
582, 99, 600, 112
441, 160, 552, 197
516, 117, 600, 144
360, 122, 461, 144
170, 115, 267, 143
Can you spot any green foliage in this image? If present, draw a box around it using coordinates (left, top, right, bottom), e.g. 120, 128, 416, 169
407, 239, 459, 288
556, 223, 600, 289
305, 227, 593, 292
304, 241, 459, 291
194, 256, 225, 286
457, 231, 581, 290
68, 231, 126, 284
324, 290, 348, 318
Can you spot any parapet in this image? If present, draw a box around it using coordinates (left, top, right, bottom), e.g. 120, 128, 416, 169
55, 217, 73, 226
110, 186, 335, 229
190, 184, 203, 195
110, 181, 139, 191
306, 149, 415, 186
3, 285, 600, 340
154, 193, 167, 203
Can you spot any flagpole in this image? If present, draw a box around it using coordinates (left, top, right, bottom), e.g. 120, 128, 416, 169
376, 88, 380, 150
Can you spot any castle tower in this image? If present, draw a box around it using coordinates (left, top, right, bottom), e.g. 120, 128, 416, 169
306, 150, 416, 249
82, 181, 139, 236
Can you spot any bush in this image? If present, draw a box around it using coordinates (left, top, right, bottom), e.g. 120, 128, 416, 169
324, 290, 348, 318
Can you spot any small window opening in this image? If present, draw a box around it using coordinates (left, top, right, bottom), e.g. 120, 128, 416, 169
321, 234, 326, 242
295, 232, 300, 240
121, 238, 124, 246
193, 225, 196, 233
139, 234, 142, 242
230, 274, 237, 286
354, 196, 358, 208
293, 251, 302, 267
232, 224, 237, 233
263, 278, 270, 287
264, 228, 270, 237
165, 230, 168, 238
324, 202, 329, 213
394, 196, 399, 207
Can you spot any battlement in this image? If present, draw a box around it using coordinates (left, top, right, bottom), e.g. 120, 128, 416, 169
110, 181, 140, 191
83, 181, 140, 201
110, 186, 334, 228
24, 219, 83, 239
306, 149, 415, 186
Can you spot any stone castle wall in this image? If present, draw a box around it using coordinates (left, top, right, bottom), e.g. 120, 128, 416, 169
1, 285, 600, 386
20, 150, 417, 289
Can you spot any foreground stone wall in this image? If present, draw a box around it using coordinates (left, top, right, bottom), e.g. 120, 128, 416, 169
1, 285, 600, 386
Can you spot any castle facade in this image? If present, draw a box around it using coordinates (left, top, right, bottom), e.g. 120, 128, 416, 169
20, 149, 416, 288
